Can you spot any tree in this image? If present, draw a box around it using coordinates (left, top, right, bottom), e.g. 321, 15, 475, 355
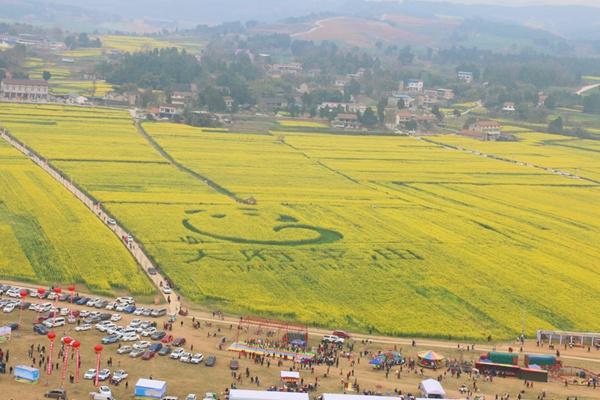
42, 71, 51, 81
360, 107, 378, 128
431, 105, 444, 122
548, 116, 563, 134
405, 119, 417, 132
583, 93, 600, 114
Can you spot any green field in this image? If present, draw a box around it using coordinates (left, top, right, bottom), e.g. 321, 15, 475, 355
0, 122, 153, 296
1, 105, 599, 340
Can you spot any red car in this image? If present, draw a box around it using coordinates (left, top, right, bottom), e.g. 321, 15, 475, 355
173, 337, 186, 346
332, 330, 350, 339
161, 335, 174, 344
141, 351, 155, 360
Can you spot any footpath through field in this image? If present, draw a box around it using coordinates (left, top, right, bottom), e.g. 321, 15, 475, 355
0, 128, 181, 315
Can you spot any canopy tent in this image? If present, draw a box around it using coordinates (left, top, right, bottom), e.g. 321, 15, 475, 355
419, 378, 446, 399
369, 351, 404, 368
281, 371, 300, 383
418, 351, 445, 368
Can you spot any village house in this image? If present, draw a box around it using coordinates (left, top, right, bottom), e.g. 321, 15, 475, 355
159, 104, 183, 119
422, 89, 439, 105
406, 79, 424, 93
268, 63, 303, 76
171, 91, 194, 107
457, 71, 474, 83
502, 102, 516, 112
537, 92, 548, 108
333, 113, 360, 129
0, 78, 49, 102
334, 77, 350, 88
223, 96, 235, 111
390, 94, 415, 109
437, 88, 455, 101
462, 120, 503, 141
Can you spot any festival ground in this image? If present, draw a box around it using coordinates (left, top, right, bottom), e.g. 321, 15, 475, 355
0, 296, 598, 400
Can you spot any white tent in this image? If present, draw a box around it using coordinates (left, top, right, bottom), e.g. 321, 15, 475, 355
229, 390, 309, 400
419, 379, 446, 399
323, 394, 401, 400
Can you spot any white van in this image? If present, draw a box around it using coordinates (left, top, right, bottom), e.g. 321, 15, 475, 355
44, 317, 66, 328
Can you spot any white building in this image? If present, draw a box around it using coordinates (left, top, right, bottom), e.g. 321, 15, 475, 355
457, 71, 474, 83
229, 390, 308, 400
406, 79, 424, 93
1, 79, 48, 102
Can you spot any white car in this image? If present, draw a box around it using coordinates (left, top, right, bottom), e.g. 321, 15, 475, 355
190, 353, 204, 364
169, 348, 185, 359
121, 333, 139, 342
179, 352, 192, 363
97, 369, 111, 381
322, 335, 344, 344
111, 370, 128, 383
133, 341, 151, 350
98, 386, 112, 396
59, 308, 69, 316
162, 287, 173, 294
97, 323, 116, 333
107, 326, 124, 336
117, 346, 132, 354
110, 314, 122, 322
3, 303, 16, 313
141, 327, 157, 337
133, 308, 145, 316
186, 395, 198, 400
43, 317, 66, 328
129, 319, 142, 328
75, 324, 92, 332
84, 368, 97, 380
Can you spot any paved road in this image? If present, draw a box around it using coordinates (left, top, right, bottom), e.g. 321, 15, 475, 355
0, 129, 181, 315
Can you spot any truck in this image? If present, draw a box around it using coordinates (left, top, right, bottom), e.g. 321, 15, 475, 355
480, 352, 518, 365
524, 354, 560, 368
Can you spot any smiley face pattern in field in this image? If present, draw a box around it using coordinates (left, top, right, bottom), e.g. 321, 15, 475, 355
181, 207, 343, 246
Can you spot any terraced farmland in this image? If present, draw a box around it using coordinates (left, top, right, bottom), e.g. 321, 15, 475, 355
0, 124, 153, 296
1, 105, 599, 340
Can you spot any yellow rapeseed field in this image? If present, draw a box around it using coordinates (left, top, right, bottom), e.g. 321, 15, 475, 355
1, 107, 599, 340
0, 129, 153, 296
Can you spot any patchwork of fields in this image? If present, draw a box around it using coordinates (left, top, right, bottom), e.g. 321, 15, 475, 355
1, 104, 598, 339
0, 116, 153, 295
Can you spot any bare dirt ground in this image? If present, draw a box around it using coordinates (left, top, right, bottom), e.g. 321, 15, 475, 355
0, 294, 599, 400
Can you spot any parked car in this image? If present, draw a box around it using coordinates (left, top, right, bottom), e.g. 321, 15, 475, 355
96, 369, 111, 381
43, 317, 66, 328
322, 335, 344, 344
190, 353, 204, 364
205, 356, 216, 367
229, 359, 239, 370
121, 333, 140, 342
161, 335, 174, 344
149, 342, 163, 353
75, 324, 92, 332
101, 335, 120, 345
173, 337, 186, 346
179, 352, 192, 363
142, 350, 156, 360
110, 370, 128, 384
158, 346, 171, 356
83, 369, 97, 380
116, 346, 132, 355
141, 327, 157, 337
129, 348, 145, 358
44, 389, 67, 399
151, 331, 166, 341
169, 348, 185, 360
133, 341, 151, 350
332, 330, 350, 339
110, 314, 122, 322
34, 324, 48, 335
